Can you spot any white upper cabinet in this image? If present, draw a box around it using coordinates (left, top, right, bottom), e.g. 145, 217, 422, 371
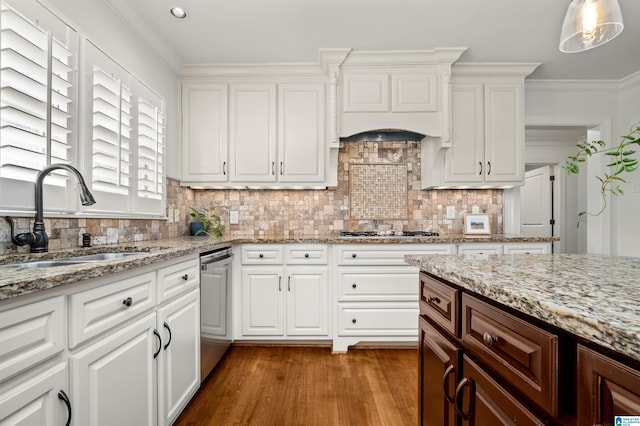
229, 84, 277, 182
278, 83, 325, 183
179, 76, 328, 187
423, 63, 539, 189
180, 83, 228, 184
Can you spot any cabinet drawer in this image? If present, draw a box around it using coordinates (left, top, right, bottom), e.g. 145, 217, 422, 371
69, 272, 156, 348
503, 244, 550, 254
338, 267, 418, 301
336, 245, 455, 266
285, 245, 328, 264
457, 244, 503, 255
337, 303, 418, 336
0, 296, 65, 383
420, 273, 459, 337
241, 245, 283, 265
461, 294, 558, 417
157, 257, 199, 304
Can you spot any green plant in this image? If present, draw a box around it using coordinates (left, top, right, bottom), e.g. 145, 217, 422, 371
564, 121, 640, 215
188, 204, 224, 237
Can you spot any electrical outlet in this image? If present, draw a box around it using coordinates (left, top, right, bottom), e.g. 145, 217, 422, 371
230, 211, 239, 225
446, 206, 456, 220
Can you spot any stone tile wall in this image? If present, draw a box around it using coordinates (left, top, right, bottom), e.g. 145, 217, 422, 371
0, 141, 503, 253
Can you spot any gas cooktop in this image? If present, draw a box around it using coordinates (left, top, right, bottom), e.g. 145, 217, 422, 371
339, 230, 440, 237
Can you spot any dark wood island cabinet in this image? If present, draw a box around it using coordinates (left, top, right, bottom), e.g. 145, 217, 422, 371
412, 255, 640, 426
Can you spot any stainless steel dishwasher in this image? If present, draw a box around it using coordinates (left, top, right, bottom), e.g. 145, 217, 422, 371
200, 247, 233, 381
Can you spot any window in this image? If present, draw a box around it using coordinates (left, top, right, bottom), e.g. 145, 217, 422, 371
83, 42, 165, 216
0, 0, 77, 211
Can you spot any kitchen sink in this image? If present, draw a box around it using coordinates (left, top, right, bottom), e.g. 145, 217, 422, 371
0, 252, 142, 269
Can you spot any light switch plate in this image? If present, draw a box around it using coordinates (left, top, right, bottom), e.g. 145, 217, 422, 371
230, 211, 239, 225
446, 206, 456, 219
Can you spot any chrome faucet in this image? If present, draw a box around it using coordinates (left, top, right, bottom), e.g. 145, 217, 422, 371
5, 164, 96, 253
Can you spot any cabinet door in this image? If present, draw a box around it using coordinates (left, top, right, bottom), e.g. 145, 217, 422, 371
445, 83, 484, 183
157, 289, 200, 426
229, 84, 277, 182
70, 313, 158, 426
419, 317, 460, 426
241, 268, 284, 336
285, 267, 329, 336
278, 84, 325, 183
342, 73, 389, 112
0, 363, 68, 426
483, 83, 523, 183
458, 355, 546, 426
180, 83, 228, 183
577, 345, 640, 426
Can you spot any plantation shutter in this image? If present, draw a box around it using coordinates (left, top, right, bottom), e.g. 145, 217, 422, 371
134, 82, 165, 214
83, 42, 131, 212
0, 0, 77, 212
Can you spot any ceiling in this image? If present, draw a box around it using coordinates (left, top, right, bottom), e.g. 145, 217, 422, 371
105, 0, 640, 81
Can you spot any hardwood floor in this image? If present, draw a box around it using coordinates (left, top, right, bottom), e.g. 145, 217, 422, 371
174, 346, 418, 426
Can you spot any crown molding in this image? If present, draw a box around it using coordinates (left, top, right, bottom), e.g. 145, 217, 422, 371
341, 48, 467, 68
452, 63, 541, 78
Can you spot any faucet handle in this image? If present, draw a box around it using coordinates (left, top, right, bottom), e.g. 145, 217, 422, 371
4, 216, 37, 247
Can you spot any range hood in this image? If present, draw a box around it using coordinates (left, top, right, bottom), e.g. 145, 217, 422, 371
340, 129, 426, 142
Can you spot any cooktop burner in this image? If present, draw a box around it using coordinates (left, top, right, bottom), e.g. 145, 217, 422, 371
339, 230, 440, 237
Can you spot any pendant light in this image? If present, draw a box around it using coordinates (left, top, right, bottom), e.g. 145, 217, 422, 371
559, 0, 624, 53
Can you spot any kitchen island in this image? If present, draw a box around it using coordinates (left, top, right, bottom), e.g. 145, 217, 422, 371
406, 253, 640, 426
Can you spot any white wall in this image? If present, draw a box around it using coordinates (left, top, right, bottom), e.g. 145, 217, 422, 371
614, 73, 640, 257
525, 80, 620, 255
42, 0, 181, 179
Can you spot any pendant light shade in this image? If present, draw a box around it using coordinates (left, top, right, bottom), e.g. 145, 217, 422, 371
559, 0, 624, 53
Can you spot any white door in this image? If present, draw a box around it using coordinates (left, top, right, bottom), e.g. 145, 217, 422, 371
229, 84, 277, 182
70, 313, 158, 426
520, 166, 553, 236
0, 364, 68, 426
181, 83, 228, 183
241, 268, 284, 336
278, 84, 325, 183
157, 289, 200, 426
286, 267, 329, 336
484, 83, 524, 183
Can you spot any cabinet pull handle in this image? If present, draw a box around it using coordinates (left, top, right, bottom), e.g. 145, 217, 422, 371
352, 318, 357, 324
351, 253, 357, 258
272, 161, 275, 175
259, 253, 264, 258
280, 161, 283, 175
163, 322, 172, 350
454, 377, 475, 421
182, 274, 189, 281
58, 390, 72, 426
122, 297, 133, 307
352, 283, 357, 289
442, 364, 456, 404
288, 276, 291, 291
304, 253, 309, 258
223, 161, 227, 175
482, 331, 499, 347
487, 161, 492, 175
278, 276, 282, 292
427, 295, 441, 304
479, 162, 482, 175
153, 329, 162, 359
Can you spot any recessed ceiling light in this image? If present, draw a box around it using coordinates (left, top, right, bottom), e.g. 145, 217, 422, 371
170, 7, 187, 19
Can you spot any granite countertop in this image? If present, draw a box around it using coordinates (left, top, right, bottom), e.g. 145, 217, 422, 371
405, 253, 640, 362
0, 233, 555, 301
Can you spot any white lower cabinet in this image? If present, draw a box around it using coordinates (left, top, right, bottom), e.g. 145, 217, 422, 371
0, 363, 69, 426
70, 312, 158, 426
0, 255, 201, 426
239, 244, 329, 339
333, 244, 456, 352
156, 289, 200, 426
457, 243, 504, 255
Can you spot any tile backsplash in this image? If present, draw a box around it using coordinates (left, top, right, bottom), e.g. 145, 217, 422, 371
0, 141, 503, 253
